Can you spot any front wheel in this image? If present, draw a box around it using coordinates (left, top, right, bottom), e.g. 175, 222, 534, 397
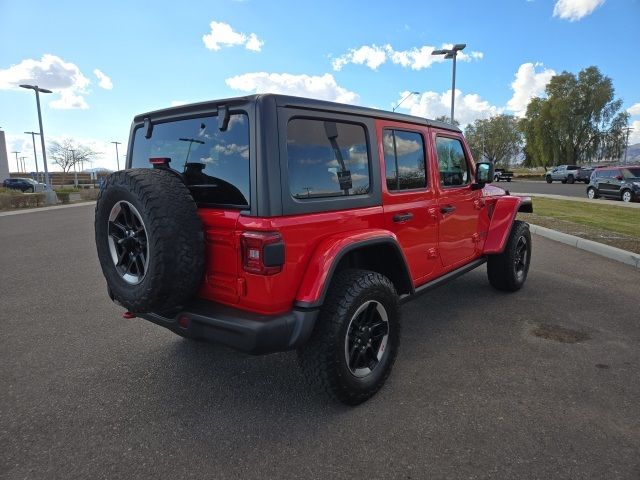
298, 269, 400, 405
546, 176, 552, 184
567, 175, 575, 184
622, 190, 633, 203
487, 221, 531, 292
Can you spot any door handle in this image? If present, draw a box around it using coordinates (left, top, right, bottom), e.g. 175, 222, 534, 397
440, 205, 456, 215
393, 212, 413, 223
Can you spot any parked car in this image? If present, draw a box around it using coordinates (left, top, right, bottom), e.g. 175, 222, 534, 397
493, 168, 513, 182
545, 165, 581, 184
94, 94, 532, 404
2, 178, 47, 192
586, 166, 640, 202
575, 167, 595, 184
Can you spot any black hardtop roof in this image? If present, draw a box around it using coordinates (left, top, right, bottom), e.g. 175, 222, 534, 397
133, 93, 462, 133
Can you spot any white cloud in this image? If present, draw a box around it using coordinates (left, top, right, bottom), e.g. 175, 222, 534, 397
93, 69, 113, 90
627, 103, 640, 116
332, 43, 484, 71
171, 100, 188, 107
553, 0, 605, 21
225, 72, 359, 104
202, 21, 264, 52
506, 62, 556, 117
397, 89, 501, 127
0, 54, 92, 109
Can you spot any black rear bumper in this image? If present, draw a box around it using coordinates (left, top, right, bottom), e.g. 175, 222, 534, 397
137, 299, 319, 355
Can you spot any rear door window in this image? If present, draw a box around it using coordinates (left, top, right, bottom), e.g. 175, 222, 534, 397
383, 129, 427, 191
131, 113, 250, 208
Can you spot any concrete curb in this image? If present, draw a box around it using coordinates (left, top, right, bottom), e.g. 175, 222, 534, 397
0, 201, 96, 217
529, 224, 640, 269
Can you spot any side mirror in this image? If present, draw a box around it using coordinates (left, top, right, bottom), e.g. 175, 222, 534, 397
474, 162, 494, 188
616, 175, 623, 181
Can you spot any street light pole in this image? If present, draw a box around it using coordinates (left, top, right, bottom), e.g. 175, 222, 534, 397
432, 44, 466, 124
111, 141, 122, 170
20, 84, 52, 187
12, 151, 20, 172
392, 91, 420, 112
25, 131, 41, 182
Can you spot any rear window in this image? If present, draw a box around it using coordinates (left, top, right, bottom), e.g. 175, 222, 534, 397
131, 113, 250, 208
622, 168, 640, 178
286, 118, 370, 199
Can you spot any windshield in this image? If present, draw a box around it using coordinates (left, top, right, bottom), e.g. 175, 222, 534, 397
621, 168, 640, 178
131, 112, 250, 208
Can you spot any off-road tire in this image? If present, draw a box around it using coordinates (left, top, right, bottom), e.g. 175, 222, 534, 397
546, 176, 552, 184
567, 175, 575, 184
95, 168, 205, 313
298, 269, 400, 405
487, 220, 531, 292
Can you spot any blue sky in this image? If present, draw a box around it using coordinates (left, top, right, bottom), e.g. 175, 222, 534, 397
1, 0, 639, 171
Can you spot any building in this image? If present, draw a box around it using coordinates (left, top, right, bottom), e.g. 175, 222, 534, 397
0, 131, 9, 182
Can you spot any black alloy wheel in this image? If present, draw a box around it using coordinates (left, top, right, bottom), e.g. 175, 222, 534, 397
107, 200, 149, 285
344, 300, 390, 378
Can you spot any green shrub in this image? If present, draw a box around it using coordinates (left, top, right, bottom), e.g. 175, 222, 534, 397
0, 192, 46, 210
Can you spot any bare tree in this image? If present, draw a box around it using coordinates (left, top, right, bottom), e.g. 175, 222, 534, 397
49, 139, 99, 187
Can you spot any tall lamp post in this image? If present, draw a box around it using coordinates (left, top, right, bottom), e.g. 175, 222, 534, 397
431, 44, 466, 124
393, 91, 420, 112
20, 84, 52, 187
25, 131, 41, 182
111, 141, 122, 170
12, 151, 20, 172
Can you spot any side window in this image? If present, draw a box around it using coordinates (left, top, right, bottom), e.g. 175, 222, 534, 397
287, 118, 370, 199
383, 129, 427, 191
435, 137, 470, 187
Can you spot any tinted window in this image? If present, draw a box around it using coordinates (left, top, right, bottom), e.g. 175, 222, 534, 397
436, 137, 469, 187
567, 165, 580, 170
131, 113, 250, 207
383, 129, 426, 191
622, 168, 640, 178
287, 119, 370, 199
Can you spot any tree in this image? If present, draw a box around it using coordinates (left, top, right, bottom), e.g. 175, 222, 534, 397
49, 139, 99, 187
465, 114, 522, 167
434, 115, 460, 127
519, 66, 629, 166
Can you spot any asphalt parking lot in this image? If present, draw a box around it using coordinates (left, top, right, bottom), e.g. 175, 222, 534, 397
500, 179, 588, 198
1, 204, 639, 479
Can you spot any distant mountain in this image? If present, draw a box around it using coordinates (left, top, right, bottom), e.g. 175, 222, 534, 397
626, 143, 640, 163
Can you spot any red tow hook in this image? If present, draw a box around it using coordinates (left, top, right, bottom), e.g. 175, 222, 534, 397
122, 311, 136, 319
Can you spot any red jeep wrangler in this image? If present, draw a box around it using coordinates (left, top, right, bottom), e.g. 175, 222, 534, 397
95, 94, 532, 404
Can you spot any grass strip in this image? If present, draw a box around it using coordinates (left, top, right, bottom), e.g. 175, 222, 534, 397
525, 197, 640, 238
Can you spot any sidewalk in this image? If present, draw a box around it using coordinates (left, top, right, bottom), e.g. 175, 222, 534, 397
0, 201, 96, 217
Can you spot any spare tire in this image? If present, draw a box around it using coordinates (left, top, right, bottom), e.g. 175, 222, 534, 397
95, 168, 205, 313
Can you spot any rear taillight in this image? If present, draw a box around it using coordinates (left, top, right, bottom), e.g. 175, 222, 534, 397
241, 231, 285, 275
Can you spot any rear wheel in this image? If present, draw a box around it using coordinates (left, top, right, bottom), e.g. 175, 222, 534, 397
622, 190, 633, 203
587, 187, 598, 199
567, 175, 575, 184
487, 221, 531, 292
298, 269, 400, 405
